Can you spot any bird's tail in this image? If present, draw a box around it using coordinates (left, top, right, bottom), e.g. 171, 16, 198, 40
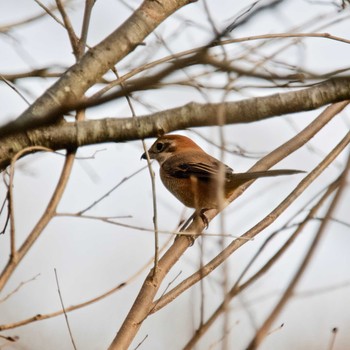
230, 169, 305, 181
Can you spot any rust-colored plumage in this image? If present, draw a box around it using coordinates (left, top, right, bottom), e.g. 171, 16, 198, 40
142, 134, 303, 210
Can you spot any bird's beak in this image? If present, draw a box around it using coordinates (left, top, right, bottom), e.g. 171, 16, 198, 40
141, 147, 155, 160
141, 150, 153, 160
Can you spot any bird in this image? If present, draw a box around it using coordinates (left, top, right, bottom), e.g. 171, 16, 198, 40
141, 134, 303, 214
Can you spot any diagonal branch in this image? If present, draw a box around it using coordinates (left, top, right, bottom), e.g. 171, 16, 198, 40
246, 145, 350, 350
0, 0, 195, 138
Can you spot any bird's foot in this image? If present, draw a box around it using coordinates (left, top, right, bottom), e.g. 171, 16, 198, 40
199, 209, 210, 229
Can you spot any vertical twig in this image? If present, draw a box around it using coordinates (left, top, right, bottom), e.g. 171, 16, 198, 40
55, 0, 79, 56
328, 327, 338, 350
217, 89, 231, 350
199, 237, 205, 326
0, 147, 73, 292
54, 269, 77, 350
7, 146, 52, 263
8, 166, 16, 261
78, 0, 95, 56
146, 148, 160, 276
0, 187, 10, 235
111, 66, 160, 276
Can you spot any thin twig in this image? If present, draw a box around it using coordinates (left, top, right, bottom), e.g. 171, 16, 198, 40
33, 0, 65, 26
77, 165, 148, 215
79, 0, 95, 56
0, 149, 74, 292
90, 32, 350, 100
54, 269, 77, 350
0, 74, 31, 105
328, 327, 339, 350
55, 0, 79, 56
142, 146, 160, 276
8, 146, 53, 262
133, 334, 148, 350
0, 237, 172, 331
0, 334, 18, 342
111, 65, 160, 276
57, 212, 246, 238
149, 270, 182, 315
0, 274, 40, 303
0, 68, 64, 82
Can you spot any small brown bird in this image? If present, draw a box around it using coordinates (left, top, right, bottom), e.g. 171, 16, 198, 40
142, 134, 303, 212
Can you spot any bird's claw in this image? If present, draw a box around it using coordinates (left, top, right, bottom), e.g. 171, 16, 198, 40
174, 232, 196, 246
199, 209, 209, 229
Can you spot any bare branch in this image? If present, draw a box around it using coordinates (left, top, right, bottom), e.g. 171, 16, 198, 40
54, 269, 77, 350
0, 150, 74, 292
0, 0, 195, 137
0, 78, 349, 172
55, 0, 80, 56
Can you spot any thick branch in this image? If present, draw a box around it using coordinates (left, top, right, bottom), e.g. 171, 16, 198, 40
0, 78, 349, 171
0, 0, 194, 137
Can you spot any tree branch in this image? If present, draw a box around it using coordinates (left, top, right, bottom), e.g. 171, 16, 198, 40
0, 0, 195, 138
0, 78, 349, 172
247, 147, 350, 350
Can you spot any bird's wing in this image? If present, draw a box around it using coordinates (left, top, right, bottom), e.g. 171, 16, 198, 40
163, 153, 233, 180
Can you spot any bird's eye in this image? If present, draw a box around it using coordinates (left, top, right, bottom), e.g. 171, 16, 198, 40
155, 142, 165, 152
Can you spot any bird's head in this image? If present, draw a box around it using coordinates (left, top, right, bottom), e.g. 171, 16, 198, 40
141, 134, 203, 165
